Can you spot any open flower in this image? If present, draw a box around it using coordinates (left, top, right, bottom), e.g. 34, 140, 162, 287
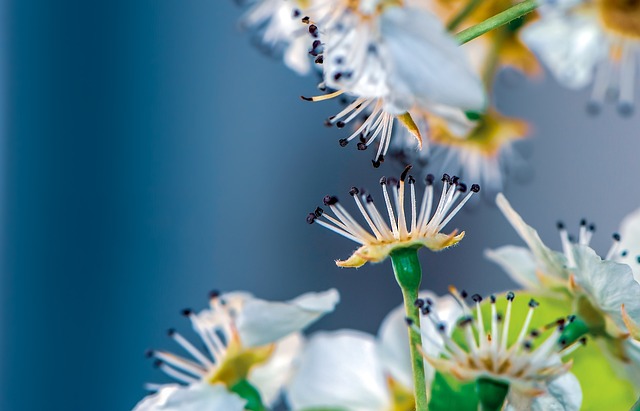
285, 291, 460, 411
390, 108, 530, 195
415, 289, 583, 410
302, 0, 485, 165
520, 0, 640, 114
307, 166, 480, 267
133, 289, 339, 410
237, 0, 317, 75
487, 194, 640, 381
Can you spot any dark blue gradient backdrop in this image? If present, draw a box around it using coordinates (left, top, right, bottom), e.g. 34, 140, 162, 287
2, 1, 640, 410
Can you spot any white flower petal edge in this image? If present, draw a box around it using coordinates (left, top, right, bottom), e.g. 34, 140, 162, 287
520, 13, 606, 89
495, 193, 568, 280
485, 245, 542, 289
571, 245, 640, 331
132, 383, 246, 411
286, 330, 391, 411
380, 7, 486, 112
505, 373, 582, 411
377, 291, 462, 389
237, 288, 340, 347
248, 333, 304, 407
617, 207, 640, 281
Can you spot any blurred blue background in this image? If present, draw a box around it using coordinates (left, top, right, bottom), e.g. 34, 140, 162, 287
2, 0, 640, 410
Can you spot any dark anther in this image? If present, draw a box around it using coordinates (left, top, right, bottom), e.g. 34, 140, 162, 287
400, 165, 412, 182
460, 290, 468, 298
636, 255, 640, 264
167, 328, 176, 336
292, 9, 301, 17
414, 299, 424, 308
523, 341, 533, 350
336, 121, 346, 128
300, 95, 314, 101
490, 295, 496, 303
421, 305, 431, 315
314, 207, 324, 218
372, 159, 381, 168
441, 173, 451, 183
312, 39, 321, 49
567, 314, 576, 323
452, 176, 460, 185
209, 290, 220, 299
471, 294, 483, 303
333, 72, 342, 81
557, 318, 566, 331
425, 298, 434, 306
458, 183, 467, 193
349, 187, 359, 196
306, 212, 316, 224
579, 337, 587, 345
496, 313, 503, 322
308, 24, 318, 37
387, 177, 399, 188
437, 322, 446, 332
405, 317, 414, 326
339, 138, 349, 147
613, 233, 621, 241
528, 299, 539, 308
558, 338, 567, 347
506, 291, 515, 301
301, 16, 310, 24
366, 194, 374, 203
530, 329, 540, 338
458, 316, 473, 327
145, 349, 154, 358
471, 184, 480, 193
408, 176, 415, 184
357, 142, 367, 150
589, 223, 596, 232
323, 195, 338, 206
153, 359, 163, 368
426, 174, 434, 185
556, 221, 565, 230
181, 308, 193, 317
379, 176, 387, 185
622, 250, 628, 257
580, 218, 587, 226
315, 55, 324, 64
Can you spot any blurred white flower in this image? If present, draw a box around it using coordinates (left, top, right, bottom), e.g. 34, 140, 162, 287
238, 0, 316, 75
415, 290, 583, 410
487, 194, 640, 381
285, 291, 460, 410
307, 165, 480, 267
302, 0, 485, 165
521, 0, 640, 114
133, 289, 339, 410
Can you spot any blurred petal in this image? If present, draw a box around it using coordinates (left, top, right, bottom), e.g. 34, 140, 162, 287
506, 373, 582, 411
237, 289, 340, 347
617, 207, 640, 281
132, 383, 246, 411
485, 245, 542, 289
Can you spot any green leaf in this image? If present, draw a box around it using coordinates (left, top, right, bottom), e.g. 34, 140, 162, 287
230, 379, 268, 411
428, 371, 478, 411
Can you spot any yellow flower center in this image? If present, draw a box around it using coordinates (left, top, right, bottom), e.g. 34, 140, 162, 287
598, 0, 640, 38
387, 377, 415, 411
207, 335, 275, 387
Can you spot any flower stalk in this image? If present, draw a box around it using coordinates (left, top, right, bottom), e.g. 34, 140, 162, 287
391, 247, 428, 411
455, 0, 538, 45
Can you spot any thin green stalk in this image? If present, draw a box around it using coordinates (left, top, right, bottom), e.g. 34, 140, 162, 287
455, 0, 538, 45
447, 0, 484, 31
390, 248, 428, 411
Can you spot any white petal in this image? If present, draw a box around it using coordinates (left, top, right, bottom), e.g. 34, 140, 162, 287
286, 330, 391, 411
496, 193, 568, 280
132, 383, 246, 411
248, 333, 304, 406
571, 245, 640, 330
380, 7, 486, 112
617, 207, 640, 281
520, 13, 606, 89
622, 339, 640, 386
237, 289, 340, 347
377, 292, 462, 390
485, 246, 542, 289
506, 373, 582, 411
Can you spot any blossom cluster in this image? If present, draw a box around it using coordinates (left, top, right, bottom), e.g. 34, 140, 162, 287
130, 0, 640, 409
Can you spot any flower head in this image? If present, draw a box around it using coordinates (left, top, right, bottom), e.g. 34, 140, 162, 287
307, 166, 480, 267
301, 0, 485, 165
520, 0, 640, 114
134, 289, 339, 410
413, 289, 583, 409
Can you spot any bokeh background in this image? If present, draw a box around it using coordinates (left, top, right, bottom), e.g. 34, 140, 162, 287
2, 0, 640, 410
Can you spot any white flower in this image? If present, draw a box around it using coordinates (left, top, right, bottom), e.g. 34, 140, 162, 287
615, 206, 640, 283
302, 1, 485, 165
487, 194, 640, 383
415, 290, 583, 410
389, 108, 530, 196
132, 383, 246, 411
133, 289, 339, 410
238, 0, 315, 75
285, 291, 460, 411
307, 165, 480, 267
521, 0, 640, 114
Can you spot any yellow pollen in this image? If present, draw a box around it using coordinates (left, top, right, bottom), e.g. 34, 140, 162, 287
598, 0, 640, 38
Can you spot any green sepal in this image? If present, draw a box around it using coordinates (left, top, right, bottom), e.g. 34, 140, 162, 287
464, 110, 483, 121
428, 372, 479, 411
477, 377, 509, 411
559, 315, 590, 346
230, 379, 268, 411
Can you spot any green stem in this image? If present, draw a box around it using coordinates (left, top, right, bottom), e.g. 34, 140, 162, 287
447, 0, 484, 31
455, 0, 538, 45
390, 248, 428, 411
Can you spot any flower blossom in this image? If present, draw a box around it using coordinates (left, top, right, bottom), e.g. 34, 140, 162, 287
307, 165, 480, 267
302, 0, 486, 166
133, 289, 339, 410
521, 0, 640, 114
